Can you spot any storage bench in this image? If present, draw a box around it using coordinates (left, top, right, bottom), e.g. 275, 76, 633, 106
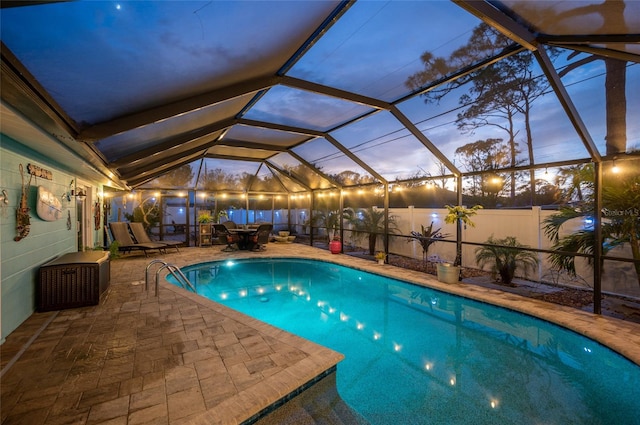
37, 251, 110, 311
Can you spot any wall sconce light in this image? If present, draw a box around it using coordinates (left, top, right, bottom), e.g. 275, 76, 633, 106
72, 188, 86, 199
612, 158, 620, 174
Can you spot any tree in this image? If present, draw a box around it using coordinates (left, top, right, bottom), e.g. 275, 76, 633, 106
406, 24, 552, 205
454, 138, 512, 206
554, 164, 594, 205
314, 209, 340, 240
200, 168, 239, 191
344, 206, 399, 255
552, 1, 628, 155
332, 170, 375, 186
544, 171, 640, 288
124, 193, 160, 230
153, 165, 194, 188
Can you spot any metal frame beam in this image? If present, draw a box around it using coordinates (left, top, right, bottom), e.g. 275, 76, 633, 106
389, 106, 462, 177
453, 0, 538, 51
79, 75, 279, 141
534, 46, 602, 162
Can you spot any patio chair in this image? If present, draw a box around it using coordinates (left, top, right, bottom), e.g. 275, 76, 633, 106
213, 224, 239, 252
109, 222, 166, 257
128, 221, 182, 253
249, 224, 273, 251
222, 220, 237, 230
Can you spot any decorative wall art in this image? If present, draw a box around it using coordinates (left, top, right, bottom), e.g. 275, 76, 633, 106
36, 186, 62, 221
94, 201, 101, 230
14, 164, 32, 242
27, 163, 52, 180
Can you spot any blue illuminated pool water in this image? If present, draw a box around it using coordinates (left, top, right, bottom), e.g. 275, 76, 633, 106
170, 258, 640, 425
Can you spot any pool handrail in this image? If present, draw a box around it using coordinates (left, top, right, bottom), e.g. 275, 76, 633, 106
145, 259, 196, 296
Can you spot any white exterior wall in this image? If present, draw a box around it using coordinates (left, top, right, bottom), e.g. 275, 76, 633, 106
289, 206, 638, 298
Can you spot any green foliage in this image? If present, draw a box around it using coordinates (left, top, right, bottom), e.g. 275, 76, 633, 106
474, 236, 539, 285
323, 210, 340, 237
344, 207, 399, 255
444, 204, 482, 227
198, 212, 213, 223
109, 241, 120, 259
543, 172, 640, 287
123, 195, 160, 230
408, 222, 450, 262
153, 164, 194, 188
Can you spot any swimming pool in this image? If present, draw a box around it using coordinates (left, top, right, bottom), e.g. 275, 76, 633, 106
170, 258, 640, 424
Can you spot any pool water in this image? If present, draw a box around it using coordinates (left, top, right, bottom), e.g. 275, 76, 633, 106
171, 258, 640, 425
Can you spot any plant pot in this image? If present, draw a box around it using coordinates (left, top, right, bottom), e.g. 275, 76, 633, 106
329, 240, 341, 254
377, 259, 385, 265
437, 263, 460, 284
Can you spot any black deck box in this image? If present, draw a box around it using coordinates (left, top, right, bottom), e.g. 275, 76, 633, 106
37, 251, 110, 311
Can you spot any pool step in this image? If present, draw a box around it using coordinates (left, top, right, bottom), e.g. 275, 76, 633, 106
253, 372, 369, 425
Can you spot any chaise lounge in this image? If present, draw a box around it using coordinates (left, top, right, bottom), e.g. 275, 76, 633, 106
128, 221, 182, 253
109, 222, 167, 257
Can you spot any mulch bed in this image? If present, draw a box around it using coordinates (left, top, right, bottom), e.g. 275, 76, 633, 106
532, 288, 595, 308
384, 254, 638, 318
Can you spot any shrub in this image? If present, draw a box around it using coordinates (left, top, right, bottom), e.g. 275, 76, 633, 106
474, 236, 538, 285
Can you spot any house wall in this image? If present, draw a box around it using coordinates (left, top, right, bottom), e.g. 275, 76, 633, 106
0, 135, 103, 343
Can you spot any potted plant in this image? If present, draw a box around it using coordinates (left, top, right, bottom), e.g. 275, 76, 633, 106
474, 235, 539, 285
329, 234, 342, 254
198, 212, 212, 223
375, 251, 386, 265
438, 204, 482, 283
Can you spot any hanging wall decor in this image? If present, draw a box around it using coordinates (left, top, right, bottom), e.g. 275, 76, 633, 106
27, 163, 52, 180
94, 200, 101, 230
14, 164, 33, 241
36, 186, 62, 221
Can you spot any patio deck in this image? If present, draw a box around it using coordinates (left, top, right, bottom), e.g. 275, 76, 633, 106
2, 243, 640, 424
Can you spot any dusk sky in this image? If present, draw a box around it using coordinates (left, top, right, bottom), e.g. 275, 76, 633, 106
2, 1, 637, 189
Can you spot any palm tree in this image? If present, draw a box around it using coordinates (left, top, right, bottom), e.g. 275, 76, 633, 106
322, 210, 341, 240
344, 207, 399, 255
544, 172, 640, 288
475, 236, 539, 285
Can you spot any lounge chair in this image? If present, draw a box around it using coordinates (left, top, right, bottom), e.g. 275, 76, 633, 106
213, 224, 239, 252
109, 222, 166, 257
249, 223, 273, 251
128, 221, 182, 253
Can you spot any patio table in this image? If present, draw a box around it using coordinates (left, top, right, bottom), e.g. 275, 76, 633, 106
229, 228, 257, 250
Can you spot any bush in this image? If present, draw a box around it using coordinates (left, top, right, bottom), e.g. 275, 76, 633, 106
474, 236, 538, 285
